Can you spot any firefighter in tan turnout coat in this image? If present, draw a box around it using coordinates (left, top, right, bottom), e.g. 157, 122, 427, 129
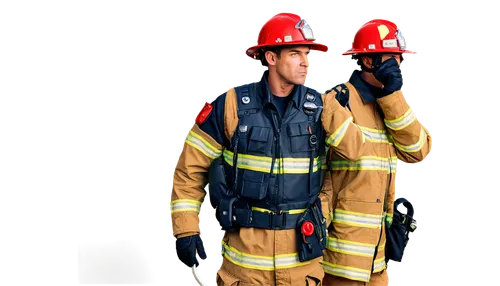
323, 16, 434, 286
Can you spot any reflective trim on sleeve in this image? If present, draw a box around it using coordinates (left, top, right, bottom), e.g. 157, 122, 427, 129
373, 257, 387, 273
359, 126, 389, 143
170, 199, 201, 214
322, 261, 371, 282
384, 108, 416, 130
330, 156, 398, 174
326, 117, 353, 147
393, 127, 427, 153
332, 209, 383, 228
326, 237, 376, 257
185, 130, 223, 159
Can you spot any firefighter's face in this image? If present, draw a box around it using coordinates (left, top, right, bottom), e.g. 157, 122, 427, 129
273, 45, 310, 85
381, 53, 403, 66
362, 53, 403, 68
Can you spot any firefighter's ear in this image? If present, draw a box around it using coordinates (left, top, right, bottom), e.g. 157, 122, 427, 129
361, 56, 373, 68
265, 50, 278, 66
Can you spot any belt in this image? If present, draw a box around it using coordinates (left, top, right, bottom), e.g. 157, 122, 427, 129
233, 208, 304, 230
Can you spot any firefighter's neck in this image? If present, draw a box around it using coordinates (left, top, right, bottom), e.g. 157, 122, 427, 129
361, 71, 384, 89
267, 69, 293, 97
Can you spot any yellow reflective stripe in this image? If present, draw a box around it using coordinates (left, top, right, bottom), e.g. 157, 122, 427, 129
330, 156, 398, 174
385, 212, 393, 226
359, 126, 389, 143
384, 108, 416, 130
326, 117, 353, 147
250, 207, 305, 215
326, 236, 375, 257
361, 132, 366, 143
170, 199, 201, 214
393, 127, 427, 153
223, 150, 320, 174
185, 131, 222, 159
321, 156, 328, 170
224, 150, 275, 171
373, 257, 387, 273
287, 209, 306, 215
333, 209, 382, 228
322, 261, 371, 282
222, 241, 309, 270
222, 242, 274, 270
378, 243, 385, 251
251, 206, 273, 213
352, 123, 366, 143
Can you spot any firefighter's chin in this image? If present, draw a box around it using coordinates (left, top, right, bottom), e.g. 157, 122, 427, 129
294, 72, 307, 85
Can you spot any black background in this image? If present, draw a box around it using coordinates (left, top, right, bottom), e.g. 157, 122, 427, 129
71, 2, 445, 285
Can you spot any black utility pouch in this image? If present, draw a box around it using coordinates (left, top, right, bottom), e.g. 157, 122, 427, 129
217, 196, 238, 231
296, 198, 327, 262
209, 158, 239, 232
385, 197, 418, 264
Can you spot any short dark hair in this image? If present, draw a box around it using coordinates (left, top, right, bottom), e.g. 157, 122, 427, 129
352, 53, 379, 71
257, 46, 283, 68
352, 53, 403, 70
257, 45, 307, 68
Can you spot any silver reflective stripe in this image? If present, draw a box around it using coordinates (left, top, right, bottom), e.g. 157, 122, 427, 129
327, 237, 375, 257
222, 243, 274, 271
275, 254, 309, 269
333, 209, 382, 228
359, 126, 389, 143
393, 127, 427, 152
223, 150, 320, 174
331, 156, 398, 174
373, 257, 386, 273
170, 199, 201, 214
326, 117, 352, 147
185, 131, 222, 159
221, 241, 309, 271
322, 262, 371, 282
384, 108, 416, 130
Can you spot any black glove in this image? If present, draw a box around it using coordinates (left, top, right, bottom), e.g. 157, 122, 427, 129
175, 234, 207, 267
373, 57, 403, 96
335, 88, 349, 108
325, 84, 349, 108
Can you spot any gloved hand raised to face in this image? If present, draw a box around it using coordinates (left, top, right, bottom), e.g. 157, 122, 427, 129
373, 57, 403, 96
176, 234, 207, 267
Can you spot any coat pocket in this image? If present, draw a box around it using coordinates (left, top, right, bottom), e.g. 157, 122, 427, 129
306, 275, 322, 286
239, 170, 269, 200
287, 122, 313, 153
216, 268, 240, 286
305, 263, 325, 286
247, 126, 271, 155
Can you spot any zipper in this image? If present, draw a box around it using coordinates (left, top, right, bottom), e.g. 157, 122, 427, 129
283, 99, 292, 118
370, 103, 389, 273
272, 112, 281, 208
372, 160, 392, 273
371, 174, 389, 273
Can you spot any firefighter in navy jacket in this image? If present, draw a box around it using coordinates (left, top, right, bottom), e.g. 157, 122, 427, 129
171, 13, 364, 285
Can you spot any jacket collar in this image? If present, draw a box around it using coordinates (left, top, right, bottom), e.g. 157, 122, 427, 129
349, 69, 376, 104
257, 71, 305, 109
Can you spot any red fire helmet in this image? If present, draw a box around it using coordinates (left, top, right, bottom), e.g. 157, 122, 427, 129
340, 16, 417, 58
243, 10, 330, 62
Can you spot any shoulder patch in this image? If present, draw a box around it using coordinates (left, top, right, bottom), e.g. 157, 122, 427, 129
195, 102, 213, 124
